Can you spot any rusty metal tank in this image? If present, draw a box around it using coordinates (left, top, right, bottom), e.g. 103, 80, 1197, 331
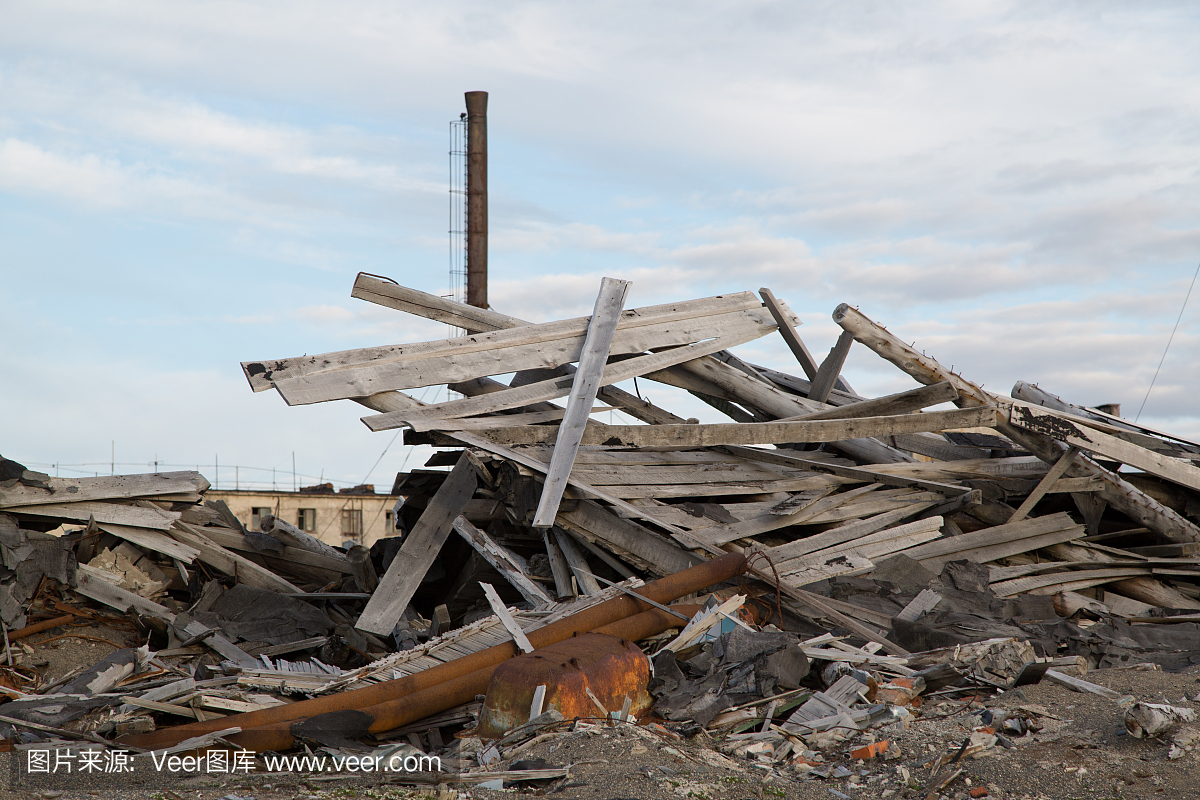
473, 632, 651, 739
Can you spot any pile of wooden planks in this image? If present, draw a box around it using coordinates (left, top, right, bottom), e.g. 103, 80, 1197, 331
5, 272, 1200, 762
240, 273, 1200, 642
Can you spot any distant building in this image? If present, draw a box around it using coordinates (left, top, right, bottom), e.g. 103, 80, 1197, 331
205, 483, 401, 548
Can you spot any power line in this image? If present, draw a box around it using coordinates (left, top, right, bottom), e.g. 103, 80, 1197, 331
1136, 260, 1200, 421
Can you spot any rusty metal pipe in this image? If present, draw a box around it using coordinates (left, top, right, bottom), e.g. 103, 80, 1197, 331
225, 604, 703, 753
8, 614, 74, 641
121, 552, 746, 750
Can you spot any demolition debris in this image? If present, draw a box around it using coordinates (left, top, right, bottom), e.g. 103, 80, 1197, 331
3, 272, 1200, 798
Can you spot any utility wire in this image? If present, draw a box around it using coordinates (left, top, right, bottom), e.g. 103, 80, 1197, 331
1136, 260, 1200, 421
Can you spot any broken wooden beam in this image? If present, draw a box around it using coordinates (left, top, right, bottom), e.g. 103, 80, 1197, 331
832, 303, 1200, 543
464, 407, 999, 447
355, 454, 478, 636
533, 277, 631, 527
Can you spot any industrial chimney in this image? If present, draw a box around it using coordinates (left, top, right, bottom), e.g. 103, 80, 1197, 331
465, 91, 488, 309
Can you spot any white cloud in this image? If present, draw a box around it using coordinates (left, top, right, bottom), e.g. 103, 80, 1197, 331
3, 0, 1200, 480
0, 138, 128, 206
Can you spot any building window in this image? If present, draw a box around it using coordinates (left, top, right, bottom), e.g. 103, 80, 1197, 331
250, 507, 273, 530
298, 508, 316, 533
384, 510, 393, 532
342, 508, 363, 539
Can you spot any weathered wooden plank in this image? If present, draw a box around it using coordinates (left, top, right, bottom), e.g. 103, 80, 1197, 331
169, 522, 303, 594
868, 456, 1050, 481
783, 382, 959, 422
448, 431, 691, 539
1009, 404, 1200, 494
97, 523, 200, 563
758, 288, 819, 381
261, 514, 349, 563
649, 354, 914, 464
750, 364, 862, 407
569, 463, 819, 487
783, 554, 876, 586
805, 490, 943, 525
890, 432, 994, 461
4, 501, 179, 529
255, 288, 759, 394
120, 696, 199, 719
554, 529, 602, 595
542, 529, 573, 598
473, 407, 1000, 447
903, 512, 1084, 571
0, 472, 209, 508
364, 328, 771, 431
1008, 446, 1081, 524
555, 500, 701, 576
895, 589, 943, 622
694, 484, 880, 546
1013, 381, 1200, 454
1052, 476, 1104, 493
1127, 542, 1200, 557
534, 278, 631, 528
75, 565, 254, 665
275, 307, 775, 405
721, 444, 972, 497
992, 568, 1154, 597
539, 448, 770, 465
350, 273, 527, 333
566, 477, 842, 500
834, 303, 1200, 543
452, 516, 553, 606
199, 527, 353, 575
808, 330, 855, 404
479, 583, 535, 653
781, 530, 943, 578
354, 281, 687, 426
406, 408, 582, 432
776, 517, 944, 572
355, 456, 478, 635
764, 501, 943, 563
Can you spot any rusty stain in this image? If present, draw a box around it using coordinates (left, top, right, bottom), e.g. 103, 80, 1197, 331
473, 633, 651, 739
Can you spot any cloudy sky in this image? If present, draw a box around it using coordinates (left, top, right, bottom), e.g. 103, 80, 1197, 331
3, 1, 1198, 490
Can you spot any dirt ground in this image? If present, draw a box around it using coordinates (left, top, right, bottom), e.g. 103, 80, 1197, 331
2, 663, 1200, 800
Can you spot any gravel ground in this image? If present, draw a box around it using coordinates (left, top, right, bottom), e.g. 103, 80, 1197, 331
3, 665, 1200, 800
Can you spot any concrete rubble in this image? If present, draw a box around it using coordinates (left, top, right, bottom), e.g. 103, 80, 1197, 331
3, 272, 1200, 798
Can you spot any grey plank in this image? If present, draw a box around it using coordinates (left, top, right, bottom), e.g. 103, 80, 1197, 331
355, 455, 478, 635
533, 278, 631, 527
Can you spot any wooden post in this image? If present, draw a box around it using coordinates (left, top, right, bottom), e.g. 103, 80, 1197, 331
808, 330, 854, 404
759, 288, 819, 380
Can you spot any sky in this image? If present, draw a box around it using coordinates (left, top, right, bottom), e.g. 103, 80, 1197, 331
2, 1, 1199, 491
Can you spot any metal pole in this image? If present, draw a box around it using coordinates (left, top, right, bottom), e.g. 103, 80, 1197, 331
119, 552, 748, 750
226, 605, 705, 753
465, 90, 488, 309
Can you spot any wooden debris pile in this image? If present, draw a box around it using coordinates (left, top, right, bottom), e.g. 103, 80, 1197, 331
241, 272, 1200, 652
3, 270, 1200, 793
